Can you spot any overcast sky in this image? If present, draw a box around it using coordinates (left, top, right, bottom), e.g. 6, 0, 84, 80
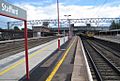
5, 0, 120, 20
0, 0, 119, 28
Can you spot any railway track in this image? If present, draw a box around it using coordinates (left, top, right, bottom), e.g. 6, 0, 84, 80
90, 40, 120, 58
81, 37, 120, 81
0, 37, 57, 59
94, 38, 120, 53
88, 39, 120, 71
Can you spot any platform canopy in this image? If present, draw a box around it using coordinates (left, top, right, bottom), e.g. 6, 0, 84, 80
0, 0, 27, 20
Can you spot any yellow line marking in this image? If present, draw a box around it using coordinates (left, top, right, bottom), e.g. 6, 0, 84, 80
46, 38, 76, 81
0, 43, 50, 76
0, 59, 24, 76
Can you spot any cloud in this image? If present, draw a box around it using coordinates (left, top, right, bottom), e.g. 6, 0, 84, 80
15, 2, 120, 21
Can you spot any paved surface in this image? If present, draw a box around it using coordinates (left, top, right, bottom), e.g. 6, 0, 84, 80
94, 35, 120, 43
71, 37, 93, 81
51, 37, 77, 81
50, 36, 93, 81
20, 38, 70, 81
0, 37, 68, 81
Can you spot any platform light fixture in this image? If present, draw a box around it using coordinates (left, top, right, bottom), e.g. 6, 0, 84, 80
64, 15, 71, 39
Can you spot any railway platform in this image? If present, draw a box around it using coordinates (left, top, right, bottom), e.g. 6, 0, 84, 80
71, 37, 93, 81
0, 36, 93, 81
0, 37, 68, 81
50, 37, 93, 81
94, 35, 120, 44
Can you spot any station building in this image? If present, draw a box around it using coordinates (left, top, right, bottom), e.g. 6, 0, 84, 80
32, 26, 51, 37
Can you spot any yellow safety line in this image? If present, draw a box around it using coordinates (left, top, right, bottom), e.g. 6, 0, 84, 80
46, 38, 76, 81
0, 43, 50, 76
0, 59, 24, 75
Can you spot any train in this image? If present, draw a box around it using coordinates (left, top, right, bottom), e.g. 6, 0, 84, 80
85, 31, 95, 37
80, 31, 95, 37
0, 29, 33, 41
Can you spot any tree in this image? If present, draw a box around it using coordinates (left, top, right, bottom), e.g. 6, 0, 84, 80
21, 28, 32, 31
21, 28, 24, 30
110, 20, 120, 30
0, 28, 2, 30
110, 21, 116, 30
14, 26, 20, 30
118, 20, 120, 29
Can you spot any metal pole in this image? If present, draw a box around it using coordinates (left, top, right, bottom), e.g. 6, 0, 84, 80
68, 19, 71, 39
24, 20, 30, 80
57, 0, 60, 50
64, 29, 65, 43
64, 15, 71, 40
7, 22, 10, 30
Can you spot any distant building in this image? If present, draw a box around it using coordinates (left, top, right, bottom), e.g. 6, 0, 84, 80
32, 26, 50, 37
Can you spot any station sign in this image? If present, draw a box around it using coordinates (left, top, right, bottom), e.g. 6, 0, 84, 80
0, 0, 27, 20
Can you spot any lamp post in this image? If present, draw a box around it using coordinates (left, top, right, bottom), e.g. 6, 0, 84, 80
57, 0, 60, 50
64, 15, 71, 40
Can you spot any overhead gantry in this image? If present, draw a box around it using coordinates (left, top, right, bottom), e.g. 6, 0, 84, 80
7, 18, 120, 27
